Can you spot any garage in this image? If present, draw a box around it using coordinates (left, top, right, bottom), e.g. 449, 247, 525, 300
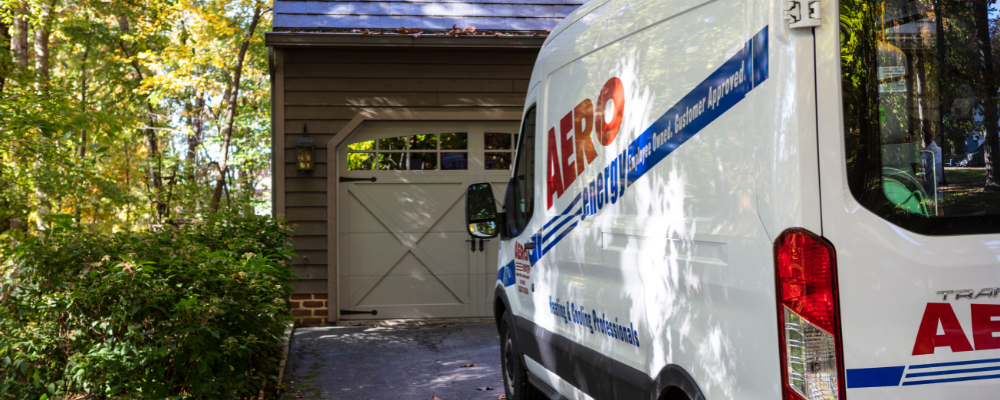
267, 0, 585, 324
337, 122, 515, 319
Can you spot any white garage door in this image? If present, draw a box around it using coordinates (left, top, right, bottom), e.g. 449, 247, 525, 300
338, 121, 517, 319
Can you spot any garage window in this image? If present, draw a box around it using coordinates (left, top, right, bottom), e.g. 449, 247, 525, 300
484, 132, 517, 170
346, 132, 469, 171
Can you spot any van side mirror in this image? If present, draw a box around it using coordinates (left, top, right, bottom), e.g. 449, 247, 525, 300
466, 183, 499, 238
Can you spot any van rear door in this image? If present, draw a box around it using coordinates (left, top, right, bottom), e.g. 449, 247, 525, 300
817, 0, 1000, 397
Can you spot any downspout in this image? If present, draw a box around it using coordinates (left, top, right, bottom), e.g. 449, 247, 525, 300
269, 46, 277, 218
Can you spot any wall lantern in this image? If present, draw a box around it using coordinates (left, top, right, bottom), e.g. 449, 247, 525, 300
296, 120, 315, 172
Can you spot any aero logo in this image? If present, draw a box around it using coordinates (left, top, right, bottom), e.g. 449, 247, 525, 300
546, 77, 624, 210
595, 77, 624, 146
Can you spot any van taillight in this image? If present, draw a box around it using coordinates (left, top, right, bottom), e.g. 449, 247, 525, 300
775, 229, 844, 400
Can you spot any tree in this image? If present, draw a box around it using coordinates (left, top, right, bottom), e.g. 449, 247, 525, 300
1, 0, 274, 241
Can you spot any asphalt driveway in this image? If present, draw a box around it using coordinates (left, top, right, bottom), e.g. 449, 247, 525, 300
281, 322, 505, 400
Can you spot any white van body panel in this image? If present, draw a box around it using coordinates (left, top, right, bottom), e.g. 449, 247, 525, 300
498, 0, 824, 399
811, 0, 1000, 397
497, 0, 999, 397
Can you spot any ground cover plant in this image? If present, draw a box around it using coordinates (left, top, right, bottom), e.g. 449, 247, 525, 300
0, 213, 295, 399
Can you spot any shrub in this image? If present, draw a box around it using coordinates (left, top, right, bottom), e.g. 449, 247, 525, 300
0, 213, 296, 399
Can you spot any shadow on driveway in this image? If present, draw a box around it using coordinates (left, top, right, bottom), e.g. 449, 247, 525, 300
282, 322, 504, 400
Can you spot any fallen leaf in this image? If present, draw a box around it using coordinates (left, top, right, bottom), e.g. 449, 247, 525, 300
476, 386, 495, 391
433, 397, 443, 400
439, 324, 449, 327
460, 364, 478, 368
497, 396, 507, 400
397, 27, 422, 35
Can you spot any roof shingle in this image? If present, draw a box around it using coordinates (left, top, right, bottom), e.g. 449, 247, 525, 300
273, 0, 588, 31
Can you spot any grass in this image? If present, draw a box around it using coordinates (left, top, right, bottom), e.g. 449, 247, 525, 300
940, 168, 998, 215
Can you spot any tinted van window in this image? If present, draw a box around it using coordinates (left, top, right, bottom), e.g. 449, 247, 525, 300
841, 0, 1000, 235
508, 107, 537, 236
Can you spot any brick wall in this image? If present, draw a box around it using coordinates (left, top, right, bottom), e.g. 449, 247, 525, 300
290, 294, 328, 326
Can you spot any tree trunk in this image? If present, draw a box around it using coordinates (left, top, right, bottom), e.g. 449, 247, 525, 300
975, 0, 1000, 190
117, 14, 166, 219
187, 93, 204, 169
79, 45, 89, 158
210, 6, 263, 211
1, 10, 9, 94
34, 0, 57, 87
12, 2, 28, 67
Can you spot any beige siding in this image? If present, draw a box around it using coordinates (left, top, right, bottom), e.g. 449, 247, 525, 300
281, 47, 537, 296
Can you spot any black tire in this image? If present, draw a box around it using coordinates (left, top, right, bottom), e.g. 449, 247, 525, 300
659, 386, 692, 400
499, 312, 544, 400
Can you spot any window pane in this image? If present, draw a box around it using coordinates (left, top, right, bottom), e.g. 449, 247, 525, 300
347, 140, 375, 151
377, 152, 406, 170
347, 152, 375, 170
409, 134, 438, 150
510, 107, 537, 235
379, 136, 407, 151
484, 132, 513, 150
840, 0, 1000, 234
440, 133, 468, 150
409, 153, 438, 170
485, 152, 512, 170
441, 152, 468, 170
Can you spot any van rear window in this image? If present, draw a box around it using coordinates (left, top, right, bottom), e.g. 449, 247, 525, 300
840, 0, 1000, 235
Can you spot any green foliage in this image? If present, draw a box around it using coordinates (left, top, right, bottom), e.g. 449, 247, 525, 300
0, 0, 273, 235
0, 213, 296, 399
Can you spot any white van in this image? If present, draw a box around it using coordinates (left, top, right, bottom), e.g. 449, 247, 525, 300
464, 0, 1000, 399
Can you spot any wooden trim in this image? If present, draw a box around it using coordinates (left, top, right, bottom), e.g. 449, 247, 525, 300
325, 108, 522, 322
275, 48, 286, 219
266, 32, 546, 49
326, 150, 339, 323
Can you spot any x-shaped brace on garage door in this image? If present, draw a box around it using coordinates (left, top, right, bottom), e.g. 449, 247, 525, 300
346, 182, 473, 306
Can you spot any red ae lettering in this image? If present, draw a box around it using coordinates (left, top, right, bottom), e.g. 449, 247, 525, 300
545, 78, 624, 210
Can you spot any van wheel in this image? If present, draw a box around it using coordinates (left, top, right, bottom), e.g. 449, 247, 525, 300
499, 313, 543, 400
659, 386, 692, 400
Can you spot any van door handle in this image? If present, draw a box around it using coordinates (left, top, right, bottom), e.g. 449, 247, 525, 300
524, 242, 535, 250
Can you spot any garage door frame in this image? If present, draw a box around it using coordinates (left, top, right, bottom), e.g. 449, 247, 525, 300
325, 109, 523, 322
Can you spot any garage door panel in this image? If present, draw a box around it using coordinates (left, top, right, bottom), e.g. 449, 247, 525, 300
425, 200, 466, 233
355, 183, 465, 233
384, 252, 435, 276
341, 305, 471, 320
354, 274, 467, 307
416, 232, 473, 275
338, 121, 519, 319
346, 233, 403, 276
346, 190, 391, 234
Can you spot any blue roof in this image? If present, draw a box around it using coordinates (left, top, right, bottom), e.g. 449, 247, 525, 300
273, 0, 587, 31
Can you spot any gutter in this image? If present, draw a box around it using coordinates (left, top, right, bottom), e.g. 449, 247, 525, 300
265, 32, 546, 49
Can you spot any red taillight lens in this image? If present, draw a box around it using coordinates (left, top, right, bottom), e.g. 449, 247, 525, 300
775, 229, 843, 400
777, 231, 836, 333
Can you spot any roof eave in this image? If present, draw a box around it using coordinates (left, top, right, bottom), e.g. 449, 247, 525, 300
265, 32, 547, 49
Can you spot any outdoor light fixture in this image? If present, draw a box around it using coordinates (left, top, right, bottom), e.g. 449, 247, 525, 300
297, 120, 315, 172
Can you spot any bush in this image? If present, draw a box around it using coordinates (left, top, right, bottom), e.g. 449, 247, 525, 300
0, 213, 296, 399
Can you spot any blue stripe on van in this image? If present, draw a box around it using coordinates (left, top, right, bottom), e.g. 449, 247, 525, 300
907, 357, 1000, 369
846, 358, 1000, 388
516, 26, 770, 268
902, 373, 1000, 386
626, 26, 769, 186
846, 366, 905, 388
499, 259, 516, 287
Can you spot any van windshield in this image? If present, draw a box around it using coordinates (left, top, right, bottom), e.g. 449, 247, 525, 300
841, 0, 1000, 235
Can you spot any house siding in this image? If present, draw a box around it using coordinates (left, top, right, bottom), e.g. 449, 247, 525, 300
279, 47, 537, 303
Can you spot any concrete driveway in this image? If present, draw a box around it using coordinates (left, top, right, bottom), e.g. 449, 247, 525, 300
281, 321, 505, 400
